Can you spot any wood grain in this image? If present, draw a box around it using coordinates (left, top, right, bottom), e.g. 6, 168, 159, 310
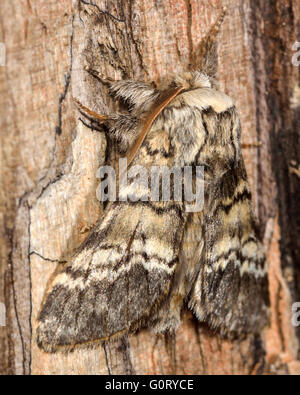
0, 0, 299, 375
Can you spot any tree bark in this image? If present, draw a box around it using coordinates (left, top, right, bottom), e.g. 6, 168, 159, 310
0, 0, 299, 375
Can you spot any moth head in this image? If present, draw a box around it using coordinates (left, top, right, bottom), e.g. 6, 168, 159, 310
174, 71, 212, 90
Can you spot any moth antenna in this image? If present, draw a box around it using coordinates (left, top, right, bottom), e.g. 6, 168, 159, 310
84, 66, 116, 85
193, 6, 227, 78
73, 98, 109, 122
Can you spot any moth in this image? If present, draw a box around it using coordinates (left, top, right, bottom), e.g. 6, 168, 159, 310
36, 11, 269, 353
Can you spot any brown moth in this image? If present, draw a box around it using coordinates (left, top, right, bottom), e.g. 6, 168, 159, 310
36, 9, 269, 353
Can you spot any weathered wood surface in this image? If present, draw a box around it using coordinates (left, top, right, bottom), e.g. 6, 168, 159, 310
0, 0, 299, 375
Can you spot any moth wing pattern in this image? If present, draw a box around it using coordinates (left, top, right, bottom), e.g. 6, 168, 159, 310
37, 68, 270, 352
188, 106, 270, 338
37, 76, 189, 352
37, 198, 185, 352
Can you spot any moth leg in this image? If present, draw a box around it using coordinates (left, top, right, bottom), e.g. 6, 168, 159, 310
85, 66, 159, 113
84, 67, 115, 85
74, 98, 139, 154
73, 98, 109, 123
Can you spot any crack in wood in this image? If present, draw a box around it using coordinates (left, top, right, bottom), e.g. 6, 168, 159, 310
4, 14, 76, 376
192, 320, 207, 374
275, 282, 286, 353
27, 206, 32, 375
128, 1, 149, 79
119, 336, 135, 375
102, 342, 112, 375
80, 0, 126, 23
79, 117, 105, 132
29, 251, 67, 265
7, 225, 26, 375
35, 172, 64, 203
185, 0, 194, 68
55, 16, 74, 135
102, 337, 135, 375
